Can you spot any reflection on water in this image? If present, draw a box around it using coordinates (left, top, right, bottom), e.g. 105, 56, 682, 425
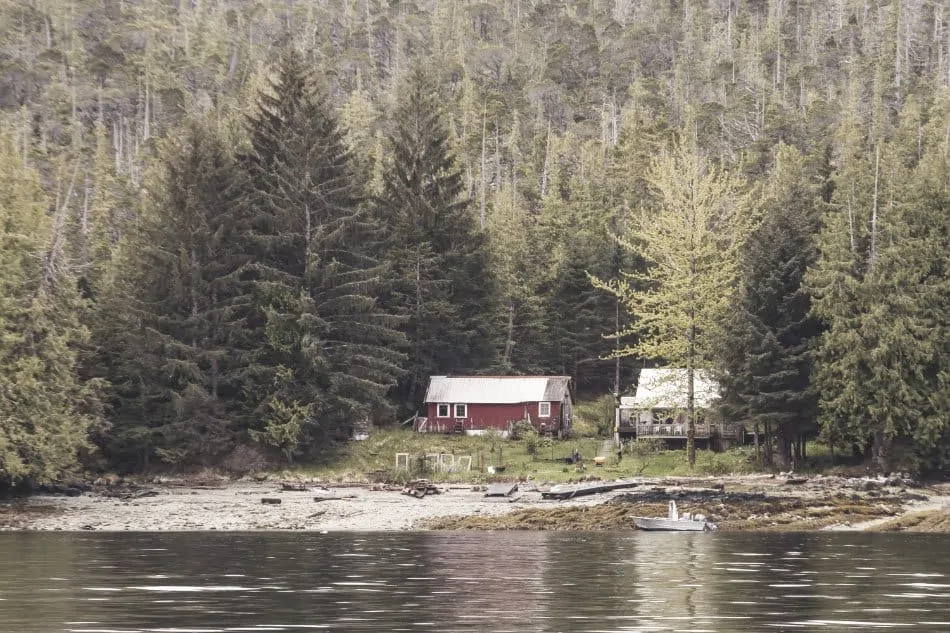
1, 531, 949, 632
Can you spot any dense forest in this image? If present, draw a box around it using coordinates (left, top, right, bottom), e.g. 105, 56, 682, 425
2, 0, 950, 485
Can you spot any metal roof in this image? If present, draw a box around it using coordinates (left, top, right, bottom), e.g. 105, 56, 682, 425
620, 368, 720, 410
424, 376, 571, 404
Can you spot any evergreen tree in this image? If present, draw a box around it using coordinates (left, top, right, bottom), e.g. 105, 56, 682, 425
100, 121, 247, 469
485, 183, 549, 376
718, 145, 823, 470
898, 137, 950, 472
242, 49, 404, 458
377, 63, 500, 408
0, 134, 101, 488
546, 247, 625, 394
808, 99, 943, 472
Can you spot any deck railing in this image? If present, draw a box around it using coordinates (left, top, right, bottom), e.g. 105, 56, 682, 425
619, 421, 743, 441
631, 422, 712, 439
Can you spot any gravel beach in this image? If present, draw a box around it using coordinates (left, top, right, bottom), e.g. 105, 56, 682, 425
3, 475, 948, 532
0, 481, 614, 532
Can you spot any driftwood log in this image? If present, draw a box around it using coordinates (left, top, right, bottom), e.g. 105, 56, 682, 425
401, 480, 441, 499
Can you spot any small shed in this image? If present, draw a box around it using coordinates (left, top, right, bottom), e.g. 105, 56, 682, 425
618, 368, 727, 440
417, 375, 573, 436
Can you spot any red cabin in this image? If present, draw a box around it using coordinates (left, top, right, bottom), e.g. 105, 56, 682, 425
416, 375, 573, 436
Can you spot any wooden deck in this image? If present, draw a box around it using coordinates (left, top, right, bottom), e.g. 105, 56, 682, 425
619, 422, 743, 441
621, 422, 711, 439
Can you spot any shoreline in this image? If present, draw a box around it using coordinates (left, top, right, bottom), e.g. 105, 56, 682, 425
2, 475, 948, 533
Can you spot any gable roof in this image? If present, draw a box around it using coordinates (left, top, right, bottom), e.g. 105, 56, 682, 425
620, 368, 720, 410
424, 376, 571, 404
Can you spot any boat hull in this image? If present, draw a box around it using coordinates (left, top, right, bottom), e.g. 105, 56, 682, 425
633, 517, 716, 531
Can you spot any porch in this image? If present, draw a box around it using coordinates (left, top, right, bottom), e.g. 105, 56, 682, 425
628, 420, 713, 439
618, 409, 744, 443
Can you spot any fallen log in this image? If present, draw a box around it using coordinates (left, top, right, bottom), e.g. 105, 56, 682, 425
541, 479, 640, 500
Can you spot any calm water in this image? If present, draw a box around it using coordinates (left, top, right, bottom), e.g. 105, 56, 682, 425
1, 531, 949, 633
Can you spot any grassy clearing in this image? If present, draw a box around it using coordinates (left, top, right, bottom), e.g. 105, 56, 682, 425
291, 428, 761, 484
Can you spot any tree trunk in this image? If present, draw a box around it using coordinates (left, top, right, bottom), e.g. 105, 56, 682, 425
868, 144, 880, 272
763, 421, 774, 468
686, 248, 696, 466
753, 421, 761, 463
776, 427, 792, 471
503, 301, 515, 366
614, 299, 621, 399
872, 429, 891, 473
686, 363, 696, 467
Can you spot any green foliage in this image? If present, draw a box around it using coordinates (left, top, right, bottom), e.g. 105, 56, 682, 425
240, 49, 406, 455
5, 0, 950, 478
376, 64, 500, 407
98, 121, 244, 469
509, 420, 536, 441
0, 134, 102, 488
808, 95, 950, 472
593, 132, 753, 465
250, 397, 309, 463
718, 145, 823, 470
572, 394, 617, 438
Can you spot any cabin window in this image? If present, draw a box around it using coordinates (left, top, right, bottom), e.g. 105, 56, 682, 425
437, 404, 450, 417
454, 403, 468, 418
538, 402, 551, 418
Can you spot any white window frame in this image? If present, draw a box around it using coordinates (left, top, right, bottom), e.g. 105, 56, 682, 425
436, 403, 450, 418
454, 403, 468, 418
538, 401, 551, 418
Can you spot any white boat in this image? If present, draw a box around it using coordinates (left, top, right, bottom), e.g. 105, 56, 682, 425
633, 501, 717, 532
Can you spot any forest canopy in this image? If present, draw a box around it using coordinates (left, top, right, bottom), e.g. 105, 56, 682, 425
2, 0, 950, 483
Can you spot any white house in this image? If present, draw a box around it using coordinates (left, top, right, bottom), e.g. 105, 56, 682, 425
618, 368, 724, 440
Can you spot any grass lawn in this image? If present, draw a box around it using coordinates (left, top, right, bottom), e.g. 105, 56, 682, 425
291, 428, 763, 484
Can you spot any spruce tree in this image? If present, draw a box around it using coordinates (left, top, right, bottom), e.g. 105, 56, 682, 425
0, 134, 101, 488
718, 145, 823, 470
100, 121, 247, 468
242, 49, 404, 458
805, 93, 879, 457
377, 63, 500, 408
808, 100, 947, 472
546, 238, 633, 395
899, 150, 950, 472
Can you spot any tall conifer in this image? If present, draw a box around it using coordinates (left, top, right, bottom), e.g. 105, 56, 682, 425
718, 146, 823, 470
593, 131, 752, 466
377, 64, 500, 408
242, 50, 404, 458
101, 122, 247, 468
0, 135, 100, 487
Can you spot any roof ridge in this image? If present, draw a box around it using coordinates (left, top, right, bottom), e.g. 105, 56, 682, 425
440, 375, 570, 379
